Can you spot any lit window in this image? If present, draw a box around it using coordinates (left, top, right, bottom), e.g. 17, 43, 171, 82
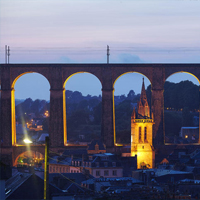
185, 135, 188, 139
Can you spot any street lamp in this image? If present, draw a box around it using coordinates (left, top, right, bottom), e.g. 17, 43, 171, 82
23, 138, 33, 144
24, 137, 49, 199
44, 136, 49, 200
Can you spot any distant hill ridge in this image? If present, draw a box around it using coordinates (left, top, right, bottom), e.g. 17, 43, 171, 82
15, 81, 199, 114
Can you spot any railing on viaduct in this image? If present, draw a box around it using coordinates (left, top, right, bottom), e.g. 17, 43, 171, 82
0, 64, 200, 155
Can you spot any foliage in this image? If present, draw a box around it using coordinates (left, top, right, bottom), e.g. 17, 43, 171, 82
164, 81, 199, 138
164, 111, 182, 137
42, 117, 49, 132
164, 80, 199, 111
15, 98, 50, 124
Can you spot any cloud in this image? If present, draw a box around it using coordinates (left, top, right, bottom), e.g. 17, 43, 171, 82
112, 53, 145, 63
59, 56, 74, 63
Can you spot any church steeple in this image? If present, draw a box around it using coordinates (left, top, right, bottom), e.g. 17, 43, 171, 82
131, 78, 155, 169
137, 78, 150, 118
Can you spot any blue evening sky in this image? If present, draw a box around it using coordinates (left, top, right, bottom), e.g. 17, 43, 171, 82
0, 0, 199, 100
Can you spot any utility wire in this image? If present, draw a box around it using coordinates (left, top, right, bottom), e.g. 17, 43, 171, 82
48, 155, 100, 193
0, 46, 199, 52
58, 172, 96, 193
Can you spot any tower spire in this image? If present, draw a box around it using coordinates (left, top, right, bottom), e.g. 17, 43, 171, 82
140, 77, 147, 104
137, 77, 150, 118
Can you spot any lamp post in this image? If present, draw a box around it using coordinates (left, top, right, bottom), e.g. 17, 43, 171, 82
44, 136, 49, 200
23, 137, 49, 199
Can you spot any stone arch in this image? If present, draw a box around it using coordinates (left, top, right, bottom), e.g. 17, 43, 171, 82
63, 71, 102, 145
63, 71, 102, 87
112, 66, 153, 89
113, 71, 152, 145
11, 71, 51, 90
165, 71, 200, 84
11, 72, 50, 146
13, 149, 44, 167
113, 71, 152, 88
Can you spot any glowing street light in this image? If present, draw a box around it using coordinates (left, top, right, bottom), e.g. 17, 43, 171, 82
23, 138, 33, 144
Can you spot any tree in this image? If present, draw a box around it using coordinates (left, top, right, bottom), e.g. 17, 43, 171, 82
76, 100, 89, 111
165, 111, 182, 137
93, 102, 102, 125
67, 109, 90, 129
127, 90, 135, 100
164, 80, 199, 111
42, 118, 49, 132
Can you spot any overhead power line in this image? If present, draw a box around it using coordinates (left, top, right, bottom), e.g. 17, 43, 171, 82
1, 46, 200, 52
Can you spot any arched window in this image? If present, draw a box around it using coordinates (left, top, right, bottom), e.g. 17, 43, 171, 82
144, 127, 147, 142
139, 127, 142, 142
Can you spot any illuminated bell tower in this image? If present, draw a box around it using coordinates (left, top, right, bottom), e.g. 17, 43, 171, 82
131, 78, 155, 169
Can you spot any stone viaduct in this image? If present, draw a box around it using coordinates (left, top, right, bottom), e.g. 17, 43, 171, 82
0, 63, 200, 165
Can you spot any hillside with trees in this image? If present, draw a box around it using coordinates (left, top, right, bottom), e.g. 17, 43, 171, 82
163, 81, 199, 142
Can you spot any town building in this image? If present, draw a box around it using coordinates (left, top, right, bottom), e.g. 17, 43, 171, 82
71, 153, 123, 178
87, 140, 106, 154
49, 156, 70, 174
81, 177, 142, 192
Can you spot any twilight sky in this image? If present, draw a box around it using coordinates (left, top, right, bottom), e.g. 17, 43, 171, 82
0, 0, 200, 100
